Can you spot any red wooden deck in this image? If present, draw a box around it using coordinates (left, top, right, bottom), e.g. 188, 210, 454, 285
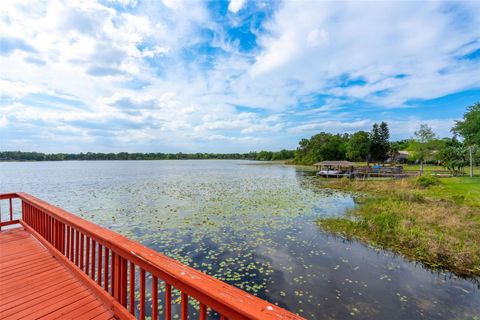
0, 228, 116, 320
0, 193, 304, 320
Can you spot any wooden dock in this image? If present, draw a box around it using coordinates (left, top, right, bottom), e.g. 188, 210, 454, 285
0, 193, 304, 320
0, 228, 116, 319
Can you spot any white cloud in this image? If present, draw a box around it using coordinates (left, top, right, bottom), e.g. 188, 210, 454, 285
0, 79, 41, 99
0, 0, 479, 152
228, 0, 246, 14
249, 1, 480, 107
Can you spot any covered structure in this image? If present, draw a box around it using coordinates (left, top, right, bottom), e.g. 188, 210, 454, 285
314, 161, 357, 178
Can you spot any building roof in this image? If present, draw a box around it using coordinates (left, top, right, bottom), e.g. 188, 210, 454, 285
313, 161, 357, 167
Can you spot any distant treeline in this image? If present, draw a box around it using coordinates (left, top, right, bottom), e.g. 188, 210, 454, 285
0, 150, 295, 162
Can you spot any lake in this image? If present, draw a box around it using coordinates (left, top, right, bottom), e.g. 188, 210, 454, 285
1, 160, 478, 319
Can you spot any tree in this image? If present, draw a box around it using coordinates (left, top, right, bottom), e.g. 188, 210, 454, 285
346, 131, 370, 162
409, 124, 437, 174
294, 133, 348, 165
369, 122, 390, 164
453, 102, 480, 177
437, 138, 469, 175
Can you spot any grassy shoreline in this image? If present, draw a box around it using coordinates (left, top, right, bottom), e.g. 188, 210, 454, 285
317, 177, 480, 277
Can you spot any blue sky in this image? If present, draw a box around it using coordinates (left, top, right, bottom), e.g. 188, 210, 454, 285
1, 0, 480, 153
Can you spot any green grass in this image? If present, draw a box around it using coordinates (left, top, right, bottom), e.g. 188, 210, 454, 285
317, 177, 480, 277
403, 164, 480, 175
426, 177, 480, 207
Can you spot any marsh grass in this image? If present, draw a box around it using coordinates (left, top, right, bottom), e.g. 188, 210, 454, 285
318, 177, 480, 276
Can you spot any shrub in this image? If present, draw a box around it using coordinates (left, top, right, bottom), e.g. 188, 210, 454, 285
415, 175, 439, 188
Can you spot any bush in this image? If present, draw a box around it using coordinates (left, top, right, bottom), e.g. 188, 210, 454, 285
415, 175, 439, 188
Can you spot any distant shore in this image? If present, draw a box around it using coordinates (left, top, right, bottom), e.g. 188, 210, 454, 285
0, 151, 294, 162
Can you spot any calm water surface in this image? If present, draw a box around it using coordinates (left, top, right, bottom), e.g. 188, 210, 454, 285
1, 160, 478, 319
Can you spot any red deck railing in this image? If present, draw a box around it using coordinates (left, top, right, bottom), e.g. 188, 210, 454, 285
0, 193, 304, 320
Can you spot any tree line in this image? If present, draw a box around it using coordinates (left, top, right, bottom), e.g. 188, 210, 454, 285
0, 150, 295, 162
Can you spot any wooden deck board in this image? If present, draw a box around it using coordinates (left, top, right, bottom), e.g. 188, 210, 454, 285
0, 228, 117, 320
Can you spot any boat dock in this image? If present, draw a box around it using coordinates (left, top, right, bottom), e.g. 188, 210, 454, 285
314, 161, 421, 179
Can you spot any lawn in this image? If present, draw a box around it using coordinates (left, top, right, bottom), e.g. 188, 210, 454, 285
426, 177, 480, 207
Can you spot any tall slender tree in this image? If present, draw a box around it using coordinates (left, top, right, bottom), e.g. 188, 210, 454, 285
369, 122, 390, 164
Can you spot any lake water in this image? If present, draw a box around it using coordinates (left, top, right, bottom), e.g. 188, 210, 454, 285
1, 160, 478, 319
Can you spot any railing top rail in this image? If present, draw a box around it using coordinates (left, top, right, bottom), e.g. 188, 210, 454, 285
0, 193, 19, 200
7, 192, 303, 320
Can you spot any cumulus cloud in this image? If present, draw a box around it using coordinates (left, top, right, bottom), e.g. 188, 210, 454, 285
0, 0, 479, 152
228, 0, 246, 14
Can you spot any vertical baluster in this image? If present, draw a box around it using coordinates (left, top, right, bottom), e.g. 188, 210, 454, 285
57, 220, 61, 250
75, 230, 80, 266
104, 247, 109, 291
56, 220, 59, 251
66, 226, 71, 259
140, 268, 146, 320
120, 257, 127, 306
44, 212, 47, 239
112, 252, 118, 298
41, 208, 44, 241
50, 215, 53, 243
152, 276, 158, 320
91, 239, 96, 281
43, 208, 48, 241
85, 237, 90, 274
21, 201, 24, 223
20, 201, 24, 224
61, 222, 66, 254
35, 209, 37, 234
181, 293, 188, 320
111, 252, 117, 296
9, 198, 13, 221
46, 214, 49, 242
97, 244, 103, 286
54, 219, 59, 249
70, 228, 74, 261
129, 262, 135, 314
80, 233, 84, 270
34, 207, 37, 231
165, 283, 172, 320
34, 203, 37, 237
199, 304, 207, 320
